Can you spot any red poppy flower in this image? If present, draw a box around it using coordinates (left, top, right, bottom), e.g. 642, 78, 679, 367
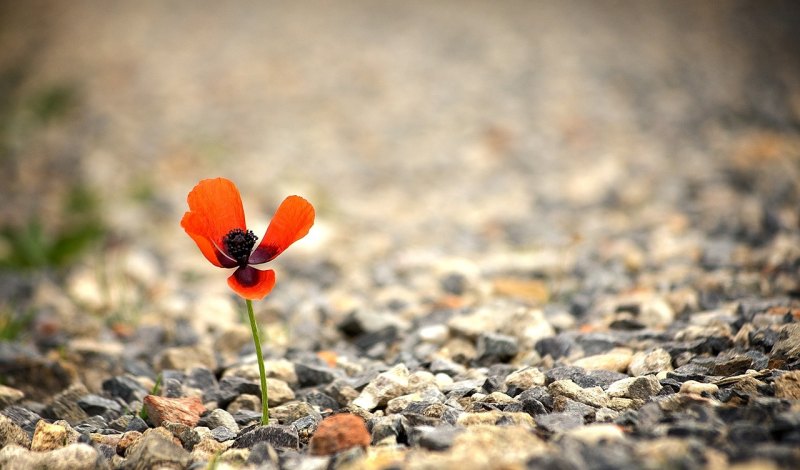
181, 178, 315, 300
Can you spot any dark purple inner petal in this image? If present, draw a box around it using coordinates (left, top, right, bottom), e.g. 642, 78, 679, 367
233, 265, 259, 287
249, 244, 280, 265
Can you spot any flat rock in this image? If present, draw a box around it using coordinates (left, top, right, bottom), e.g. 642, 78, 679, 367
142, 395, 205, 427
504, 366, 546, 391
48, 383, 91, 425
232, 424, 299, 450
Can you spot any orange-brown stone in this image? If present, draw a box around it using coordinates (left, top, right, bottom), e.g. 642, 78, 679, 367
142, 395, 206, 427
308, 413, 370, 456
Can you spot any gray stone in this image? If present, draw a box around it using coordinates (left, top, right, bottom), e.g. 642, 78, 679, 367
269, 402, 321, 425
607, 375, 663, 401
535, 412, 584, 434
1, 405, 41, 437
48, 384, 91, 425
77, 394, 123, 420
198, 408, 239, 434
416, 425, 463, 450
211, 426, 237, 442
294, 363, 337, 387
476, 332, 519, 364
232, 424, 299, 450
102, 376, 148, 404
352, 364, 410, 410
121, 430, 191, 470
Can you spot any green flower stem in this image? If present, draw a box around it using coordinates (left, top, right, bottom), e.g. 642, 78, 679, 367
245, 299, 269, 425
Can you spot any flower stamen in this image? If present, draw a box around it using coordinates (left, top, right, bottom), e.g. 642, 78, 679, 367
223, 228, 258, 266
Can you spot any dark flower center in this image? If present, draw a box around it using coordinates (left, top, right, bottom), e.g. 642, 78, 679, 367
223, 228, 258, 265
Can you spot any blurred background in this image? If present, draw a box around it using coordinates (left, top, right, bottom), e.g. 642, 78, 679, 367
0, 0, 799, 370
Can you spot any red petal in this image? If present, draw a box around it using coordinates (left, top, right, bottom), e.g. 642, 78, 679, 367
183, 178, 247, 259
227, 266, 276, 300
181, 212, 237, 268
250, 195, 315, 264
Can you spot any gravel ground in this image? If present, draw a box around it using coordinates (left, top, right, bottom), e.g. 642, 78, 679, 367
1, 1, 799, 469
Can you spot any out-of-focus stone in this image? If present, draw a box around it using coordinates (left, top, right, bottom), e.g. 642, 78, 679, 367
0, 443, 102, 470
0, 385, 25, 409
31, 419, 69, 451
505, 366, 546, 390
0, 414, 31, 448
565, 423, 626, 444
606, 375, 662, 400
227, 394, 261, 413
774, 370, 800, 399
628, 349, 673, 376
269, 402, 321, 425
679, 381, 719, 395
308, 414, 370, 456
155, 344, 216, 372
548, 380, 609, 408
573, 349, 633, 373
352, 364, 410, 410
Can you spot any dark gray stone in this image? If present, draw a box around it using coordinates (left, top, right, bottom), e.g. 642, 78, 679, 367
296, 390, 340, 411
125, 416, 149, 433
416, 425, 462, 451
369, 415, 408, 445
517, 387, 553, 412
476, 332, 519, 364
232, 424, 299, 450
185, 367, 218, 391
102, 376, 148, 403
48, 384, 91, 425
231, 410, 263, 427
74, 415, 107, 434
294, 363, 337, 387
77, 394, 122, 420
163, 378, 183, 398
1, 405, 42, 437
544, 367, 585, 385
211, 425, 237, 442
575, 370, 629, 390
